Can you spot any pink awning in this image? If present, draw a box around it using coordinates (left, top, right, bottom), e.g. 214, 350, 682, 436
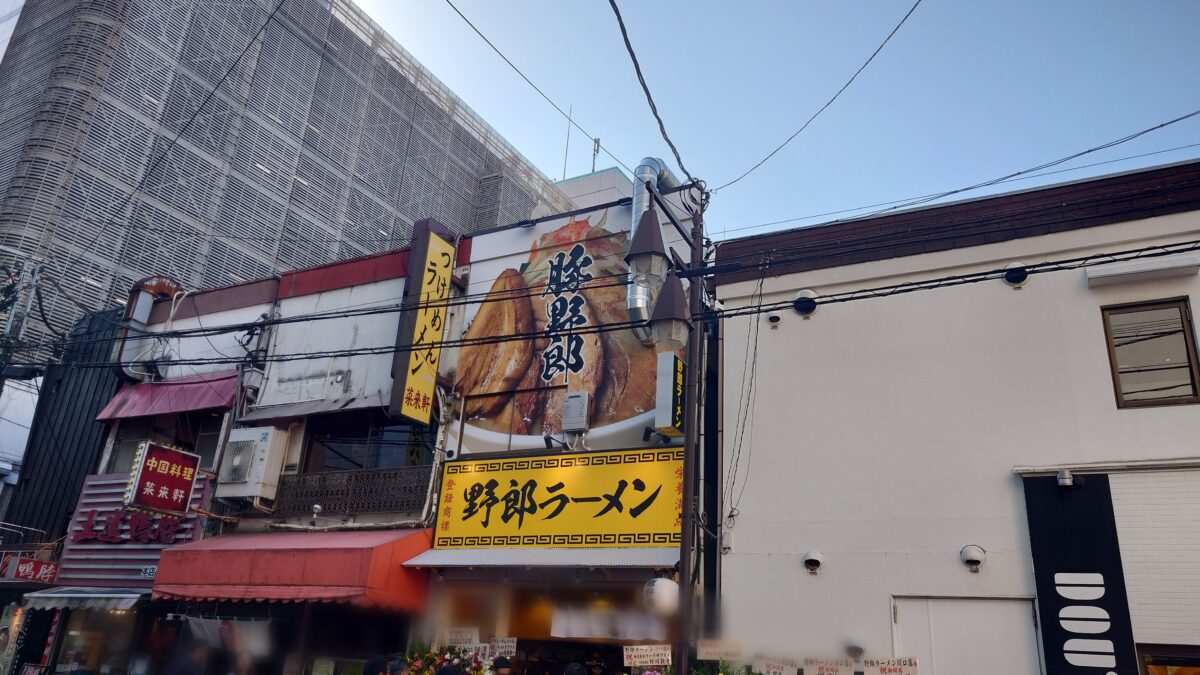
96, 372, 238, 420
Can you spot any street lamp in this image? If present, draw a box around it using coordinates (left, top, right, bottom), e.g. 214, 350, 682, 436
648, 272, 691, 353
625, 209, 671, 290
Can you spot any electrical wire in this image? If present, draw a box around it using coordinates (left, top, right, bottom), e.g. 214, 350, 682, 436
714, 237, 1200, 322
841, 107, 1200, 221
714, 0, 924, 192
715, 142, 1200, 239
25, 267, 639, 352
442, 0, 634, 176
606, 0, 695, 183
722, 268, 764, 513
33, 284, 65, 339
712, 177, 1200, 270
16, 233, 1200, 372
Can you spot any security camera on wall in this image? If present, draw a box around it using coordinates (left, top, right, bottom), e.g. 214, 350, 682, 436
803, 550, 823, 574
793, 289, 819, 317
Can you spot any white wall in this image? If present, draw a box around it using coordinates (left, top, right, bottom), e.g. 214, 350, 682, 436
717, 210, 1200, 658
151, 304, 273, 380
1111, 470, 1200, 646
557, 168, 633, 209
257, 276, 404, 407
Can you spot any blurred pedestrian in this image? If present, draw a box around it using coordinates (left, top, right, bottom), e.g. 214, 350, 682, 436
366, 658, 392, 675
166, 642, 208, 675
228, 652, 254, 675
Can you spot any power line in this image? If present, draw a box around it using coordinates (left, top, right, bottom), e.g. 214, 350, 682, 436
13, 270, 641, 354
715, 237, 1200, 322
606, 0, 696, 183
715, 142, 1200, 239
15, 234, 1200, 372
710, 107, 1200, 268
441, 0, 634, 176
712, 175, 1200, 270
844, 107, 1200, 220
714, 0, 924, 192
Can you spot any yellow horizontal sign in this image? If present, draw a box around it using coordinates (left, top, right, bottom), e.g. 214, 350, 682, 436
435, 448, 683, 548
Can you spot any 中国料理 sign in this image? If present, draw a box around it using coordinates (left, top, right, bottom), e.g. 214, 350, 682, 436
124, 442, 200, 517
434, 448, 683, 549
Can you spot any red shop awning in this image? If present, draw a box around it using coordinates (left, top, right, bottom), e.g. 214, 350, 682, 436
96, 371, 238, 420
152, 529, 432, 613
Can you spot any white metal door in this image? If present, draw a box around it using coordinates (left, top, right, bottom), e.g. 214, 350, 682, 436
893, 597, 1042, 675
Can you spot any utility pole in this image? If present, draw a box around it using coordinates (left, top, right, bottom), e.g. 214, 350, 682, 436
0, 245, 44, 399
675, 204, 705, 675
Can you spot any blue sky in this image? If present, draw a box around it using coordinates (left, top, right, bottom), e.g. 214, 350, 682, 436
359, 0, 1199, 240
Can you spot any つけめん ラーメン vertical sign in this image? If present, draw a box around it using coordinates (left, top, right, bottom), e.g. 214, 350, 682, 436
1022, 475, 1138, 675
389, 223, 455, 424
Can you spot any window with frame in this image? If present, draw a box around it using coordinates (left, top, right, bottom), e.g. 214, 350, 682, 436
1102, 298, 1200, 408
304, 409, 436, 472
108, 410, 224, 473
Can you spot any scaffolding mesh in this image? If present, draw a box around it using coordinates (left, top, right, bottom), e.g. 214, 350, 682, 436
0, 0, 577, 358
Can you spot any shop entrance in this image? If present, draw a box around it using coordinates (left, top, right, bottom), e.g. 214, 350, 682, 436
439, 581, 672, 675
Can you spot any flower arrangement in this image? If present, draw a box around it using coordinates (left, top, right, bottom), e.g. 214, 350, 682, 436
402, 646, 488, 675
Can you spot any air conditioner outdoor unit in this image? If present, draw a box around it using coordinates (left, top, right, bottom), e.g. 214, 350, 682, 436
215, 427, 288, 502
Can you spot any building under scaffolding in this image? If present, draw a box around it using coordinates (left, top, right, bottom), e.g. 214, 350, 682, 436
0, 0, 574, 351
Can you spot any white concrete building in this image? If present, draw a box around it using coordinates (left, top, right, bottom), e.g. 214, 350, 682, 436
714, 160, 1200, 675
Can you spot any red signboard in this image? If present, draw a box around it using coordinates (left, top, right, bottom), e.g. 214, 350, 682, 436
11, 559, 57, 584
124, 442, 200, 516
60, 473, 209, 588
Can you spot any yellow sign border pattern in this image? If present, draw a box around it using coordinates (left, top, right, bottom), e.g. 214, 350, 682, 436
435, 447, 684, 549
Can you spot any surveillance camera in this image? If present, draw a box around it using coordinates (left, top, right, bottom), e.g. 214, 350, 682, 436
960, 544, 986, 572
766, 312, 782, 327
802, 550, 823, 574
311, 504, 323, 515
1003, 262, 1029, 288
844, 643, 865, 660
793, 289, 819, 317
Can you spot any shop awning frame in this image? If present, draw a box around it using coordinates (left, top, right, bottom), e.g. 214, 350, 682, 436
238, 391, 385, 422
23, 587, 146, 610
152, 529, 432, 612
96, 371, 238, 420
404, 547, 679, 569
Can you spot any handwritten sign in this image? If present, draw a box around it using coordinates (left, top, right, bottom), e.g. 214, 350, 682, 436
124, 442, 200, 517
489, 638, 517, 659
445, 627, 480, 649
752, 657, 799, 675
799, 658, 854, 675
459, 645, 492, 662
623, 645, 671, 667
697, 640, 744, 662
861, 658, 918, 675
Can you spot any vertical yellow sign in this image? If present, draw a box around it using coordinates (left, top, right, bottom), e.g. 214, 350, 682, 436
399, 232, 455, 424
